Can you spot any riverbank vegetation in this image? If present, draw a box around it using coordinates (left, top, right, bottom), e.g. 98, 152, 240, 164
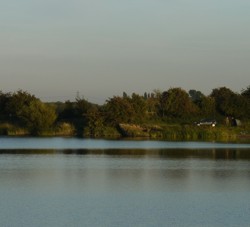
0, 86, 250, 142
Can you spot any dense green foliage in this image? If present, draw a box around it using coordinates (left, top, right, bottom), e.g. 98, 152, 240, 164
0, 90, 57, 135
0, 86, 250, 139
159, 88, 198, 118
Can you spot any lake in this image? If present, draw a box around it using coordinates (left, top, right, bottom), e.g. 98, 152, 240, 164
0, 137, 250, 227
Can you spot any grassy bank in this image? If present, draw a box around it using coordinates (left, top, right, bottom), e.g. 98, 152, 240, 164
118, 123, 250, 142
1, 121, 250, 143
0, 123, 29, 136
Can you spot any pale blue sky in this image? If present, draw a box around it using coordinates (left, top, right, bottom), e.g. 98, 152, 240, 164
0, 0, 249, 103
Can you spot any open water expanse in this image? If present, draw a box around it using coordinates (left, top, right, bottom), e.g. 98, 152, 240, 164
0, 137, 250, 227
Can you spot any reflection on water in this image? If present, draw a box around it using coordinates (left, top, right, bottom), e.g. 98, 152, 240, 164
1, 148, 250, 160
1, 149, 250, 194
1, 137, 250, 149
0, 139, 250, 227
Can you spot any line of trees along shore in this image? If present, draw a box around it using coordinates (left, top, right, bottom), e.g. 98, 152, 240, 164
0, 86, 250, 140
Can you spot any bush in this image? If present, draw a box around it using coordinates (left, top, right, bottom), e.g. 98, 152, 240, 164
55, 122, 76, 136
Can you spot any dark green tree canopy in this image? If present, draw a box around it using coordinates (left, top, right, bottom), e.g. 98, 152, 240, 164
210, 87, 248, 118
189, 89, 204, 102
5, 90, 37, 119
21, 100, 57, 134
75, 96, 92, 117
0, 91, 11, 119
160, 88, 198, 118
104, 96, 134, 125
4, 90, 56, 134
0, 85, 250, 137
241, 85, 250, 99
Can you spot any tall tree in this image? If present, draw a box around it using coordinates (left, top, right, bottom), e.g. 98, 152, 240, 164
0, 91, 11, 120
75, 96, 92, 117
85, 106, 104, 136
5, 90, 57, 134
21, 100, 57, 134
241, 85, 250, 99
5, 90, 37, 122
160, 88, 198, 118
198, 96, 216, 117
104, 96, 134, 125
129, 93, 147, 122
241, 85, 250, 117
58, 101, 77, 120
189, 89, 204, 103
211, 87, 248, 118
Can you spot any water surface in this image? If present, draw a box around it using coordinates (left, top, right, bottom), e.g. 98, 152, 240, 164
1, 137, 250, 149
0, 138, 250, 226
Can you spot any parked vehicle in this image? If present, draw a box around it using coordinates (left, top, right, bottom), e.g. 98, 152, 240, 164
196, 119, 217, 127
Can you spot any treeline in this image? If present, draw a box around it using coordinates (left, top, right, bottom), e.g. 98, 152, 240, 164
0, 86, 250, 137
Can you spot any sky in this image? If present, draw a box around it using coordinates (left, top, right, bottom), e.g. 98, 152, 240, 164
0, 0, 249, 104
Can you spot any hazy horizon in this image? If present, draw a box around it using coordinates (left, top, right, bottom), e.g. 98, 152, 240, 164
1, 0, 249, 104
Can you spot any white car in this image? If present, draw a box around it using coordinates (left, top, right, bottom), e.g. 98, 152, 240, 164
196, 119, 217, 127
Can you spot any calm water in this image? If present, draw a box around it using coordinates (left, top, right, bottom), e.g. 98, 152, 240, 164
0, 138, 250, 227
